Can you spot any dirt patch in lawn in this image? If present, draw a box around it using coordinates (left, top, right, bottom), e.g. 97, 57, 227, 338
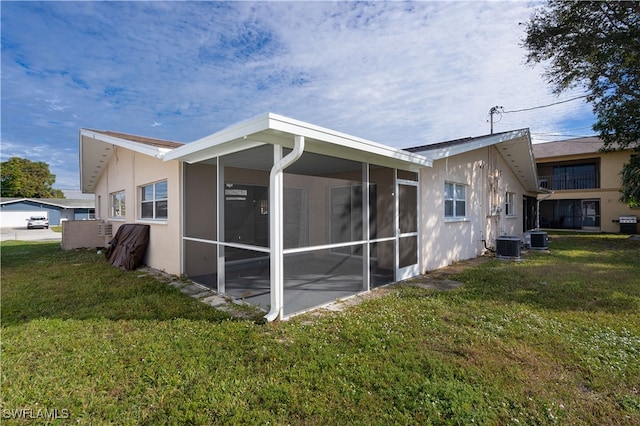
400, 254, 493, 290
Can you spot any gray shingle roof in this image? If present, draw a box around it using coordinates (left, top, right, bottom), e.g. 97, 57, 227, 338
532, 137, 604, 159
83, 129, 184, 149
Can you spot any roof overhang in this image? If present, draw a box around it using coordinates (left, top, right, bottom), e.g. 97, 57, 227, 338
79, 129, 174, 193
163, 113, 433, 171
416, 129, 541, 193
493, 131, 540, 193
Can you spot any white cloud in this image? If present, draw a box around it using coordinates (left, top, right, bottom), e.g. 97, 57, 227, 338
1, 1, 597, 190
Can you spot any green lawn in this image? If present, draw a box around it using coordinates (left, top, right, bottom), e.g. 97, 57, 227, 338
1, 235, 639, 425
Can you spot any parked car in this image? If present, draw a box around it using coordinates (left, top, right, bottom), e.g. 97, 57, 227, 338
27, 216, 49, 229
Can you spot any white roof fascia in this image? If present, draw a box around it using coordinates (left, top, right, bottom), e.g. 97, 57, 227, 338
422, 129, 530, 160
80, 129, 168, 158
163, 112, 432, 169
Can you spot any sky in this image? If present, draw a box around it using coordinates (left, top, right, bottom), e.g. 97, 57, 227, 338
1, 1, 597, 192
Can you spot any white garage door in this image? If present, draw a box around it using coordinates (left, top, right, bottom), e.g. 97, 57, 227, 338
0, 211, 48, 228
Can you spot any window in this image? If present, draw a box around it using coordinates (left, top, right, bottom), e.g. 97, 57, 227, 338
444, 182, 466, 218
140, 180, 168, 220
110, 191, 125, 218
505, 192, 516, 216
552, 163, 598, 189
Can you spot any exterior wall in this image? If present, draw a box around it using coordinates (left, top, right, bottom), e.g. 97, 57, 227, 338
61, 220, 105, 250
536, 149, 637, 233
420, 146, 534, 272
94, 147, 182, 275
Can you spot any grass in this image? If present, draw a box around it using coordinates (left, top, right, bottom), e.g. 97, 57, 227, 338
1, 234, 639, 425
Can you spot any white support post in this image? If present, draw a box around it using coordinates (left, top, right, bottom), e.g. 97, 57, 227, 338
394, 169, 399, 281
362, 163, 370, 291
217, 157, 225, 294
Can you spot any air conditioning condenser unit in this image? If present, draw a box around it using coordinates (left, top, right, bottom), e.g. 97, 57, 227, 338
496, 236, 521, 259
529, 231, 548, 250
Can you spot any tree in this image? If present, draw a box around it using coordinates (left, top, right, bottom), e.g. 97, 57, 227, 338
1, 157, 65, 198
620, 154, 640, 208
522, 0, 640, 206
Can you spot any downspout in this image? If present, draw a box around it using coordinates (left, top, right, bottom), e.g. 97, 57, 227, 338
264, 135, 305, 322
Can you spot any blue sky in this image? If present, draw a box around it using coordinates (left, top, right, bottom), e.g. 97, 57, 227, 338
1, 1, 596, 191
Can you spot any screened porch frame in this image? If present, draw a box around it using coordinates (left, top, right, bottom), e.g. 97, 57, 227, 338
168, 113, 432, 320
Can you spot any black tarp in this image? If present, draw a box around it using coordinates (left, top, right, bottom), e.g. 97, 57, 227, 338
105, 224, 150, 270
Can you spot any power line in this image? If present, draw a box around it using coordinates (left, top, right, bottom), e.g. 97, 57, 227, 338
503, 95, 588, 113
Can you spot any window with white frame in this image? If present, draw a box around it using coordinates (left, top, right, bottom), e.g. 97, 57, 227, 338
505, 192, 516, 216
110, 191, 125, 218
140, 180, 168, 220
444, 182, 466, 218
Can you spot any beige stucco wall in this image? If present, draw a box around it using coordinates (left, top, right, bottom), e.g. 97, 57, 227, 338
420, 146, 535, 272
94, 147, 182, 275
536, 149, 638, 233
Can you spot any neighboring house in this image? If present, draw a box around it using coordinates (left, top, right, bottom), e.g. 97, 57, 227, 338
533, 137, 637, 233
79, 113, 539, 320
0, 197, 95, 227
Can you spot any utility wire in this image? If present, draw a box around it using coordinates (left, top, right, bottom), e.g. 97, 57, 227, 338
503, 95, 588, 113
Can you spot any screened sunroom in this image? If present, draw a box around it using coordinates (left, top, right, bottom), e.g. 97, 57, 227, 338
164, 114, 431, 320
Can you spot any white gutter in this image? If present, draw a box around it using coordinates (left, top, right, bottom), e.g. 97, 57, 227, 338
264, 135, 305, 322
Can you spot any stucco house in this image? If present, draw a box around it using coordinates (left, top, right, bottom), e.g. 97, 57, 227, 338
79, 113, 539, 320
533, 137, 638, 233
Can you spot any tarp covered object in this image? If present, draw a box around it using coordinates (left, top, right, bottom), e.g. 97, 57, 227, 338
105, 224, 150, 270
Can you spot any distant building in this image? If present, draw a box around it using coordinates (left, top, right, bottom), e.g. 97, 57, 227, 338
0, 198, 95, 227
60, 189, 96, 200
533, 137, 638, 233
